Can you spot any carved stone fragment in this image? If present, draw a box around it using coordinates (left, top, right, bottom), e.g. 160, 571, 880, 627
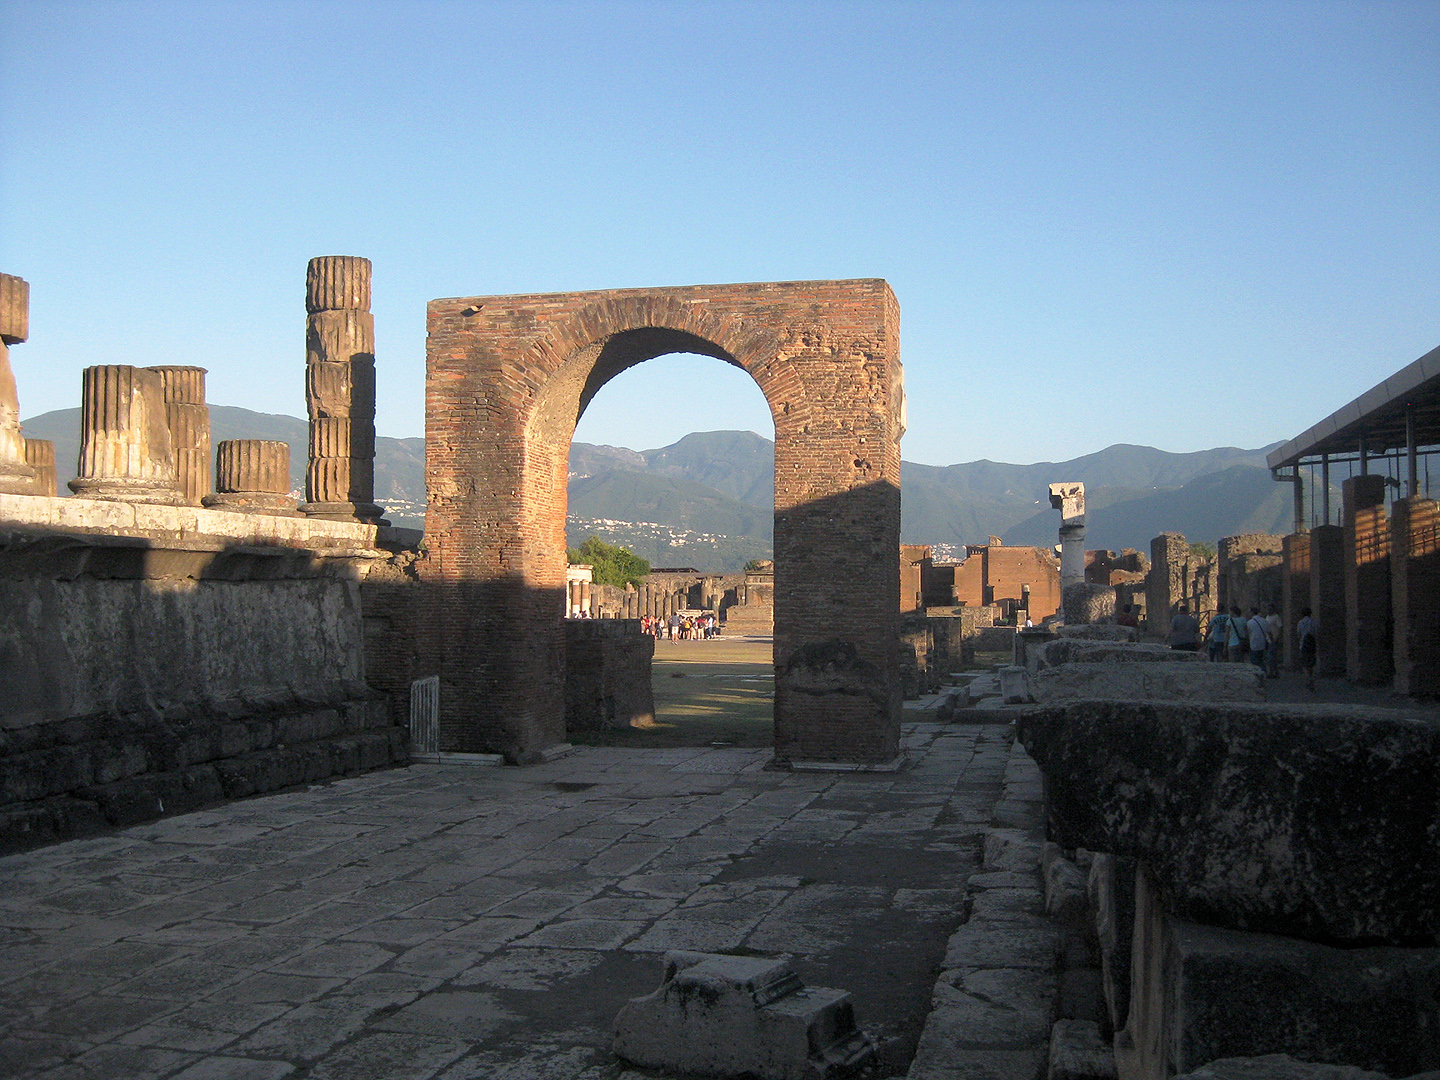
68, 365, 182, 504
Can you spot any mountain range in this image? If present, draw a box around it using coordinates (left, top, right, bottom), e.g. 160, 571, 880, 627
21, 407, 1296, 571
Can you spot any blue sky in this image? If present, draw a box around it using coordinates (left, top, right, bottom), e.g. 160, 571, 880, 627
1, 0, 1436, 466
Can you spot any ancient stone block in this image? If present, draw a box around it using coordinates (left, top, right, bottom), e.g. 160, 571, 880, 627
1064, 582, 1114, 624
613, 951, 875, 1079
1171, 1055, 1422, 1080
1029, 663, 1262, 703
1308, 524, 1347, 677
1018, 702, 1440, 944
1050, 1018, 1117, 1080
1117, 869, 1440, 1080
1030, 640, 1201, 672
1088, 853, 1137, 1037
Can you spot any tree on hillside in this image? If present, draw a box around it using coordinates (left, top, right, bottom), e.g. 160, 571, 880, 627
568, 535, 650, 588
1188, 541, 1217, 561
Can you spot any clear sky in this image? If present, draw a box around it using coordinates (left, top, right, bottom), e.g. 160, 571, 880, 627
1, 0, 1436, 466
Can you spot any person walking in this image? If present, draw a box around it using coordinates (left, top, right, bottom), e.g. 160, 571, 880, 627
1297, 607, 1319, 692
1169, 604, 1200, 652
1264, 605, 1283, 679
1205, 608, 1230, 662
1227, 605, 1246, 662
1246, 607, 1269, 673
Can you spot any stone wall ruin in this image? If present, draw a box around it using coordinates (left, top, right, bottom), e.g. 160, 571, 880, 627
419, 281, 905, 767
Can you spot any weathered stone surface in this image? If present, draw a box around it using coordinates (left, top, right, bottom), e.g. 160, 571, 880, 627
1118, 869, 1440, 1080
1029, 663, 1263, 703
23, 437, 55, 496
1172, 1057, 1396, 1080
1043, 843, 1088, 928
0, 275, 38, 495
612, 951, 874, 1079
1051, 1018, 1117, 1080
1030, 640, 1203, 672
1064, 582, 1115, 624
204, 439, 299, 515
1019, 702, 1440, 945
1088, 853, 1137, 1036
69, 365, 183, 504
1056, 624, 1139, 642
1000, 665, 1034, 704
148, 365, 210, 505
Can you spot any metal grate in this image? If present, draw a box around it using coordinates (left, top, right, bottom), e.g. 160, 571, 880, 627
409, 676, 439, 757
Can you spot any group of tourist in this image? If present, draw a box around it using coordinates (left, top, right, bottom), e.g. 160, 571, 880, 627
641, 613, 720, 640
1168, 602, 1320, 689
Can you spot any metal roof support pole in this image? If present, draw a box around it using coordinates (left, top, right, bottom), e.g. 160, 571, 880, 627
1322, 454, 1331, 525
1358, 433, 1368, 476
1292, 471, 1305, 535
1406, 407, 1418, 498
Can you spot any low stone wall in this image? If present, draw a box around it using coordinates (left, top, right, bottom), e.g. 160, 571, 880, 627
0, 496, 414, 849
1018, 700, 1440, 1078
0, 694, 405, 853
563, 618, 655, 733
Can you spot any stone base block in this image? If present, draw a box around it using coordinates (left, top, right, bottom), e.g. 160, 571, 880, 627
1030, 663, 1263, 703
67, 478, 184, 505
1019, 702, 1440, 944
1031, 640, 1202, 672
300, 500, 388, 524
202, 492, 302, 516
613, 951, 875, 1080
1051, 1018, 1118, 1080
1117, 872, 1440, 1080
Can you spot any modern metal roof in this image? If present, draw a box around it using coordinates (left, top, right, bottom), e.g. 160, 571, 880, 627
1267, 344, 1440, 471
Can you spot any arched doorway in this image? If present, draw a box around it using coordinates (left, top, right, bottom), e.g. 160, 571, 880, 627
420, 280, 905, 767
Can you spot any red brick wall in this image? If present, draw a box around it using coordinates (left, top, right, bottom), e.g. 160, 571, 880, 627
422, 280, 903, 764
986, 547, 1060, 621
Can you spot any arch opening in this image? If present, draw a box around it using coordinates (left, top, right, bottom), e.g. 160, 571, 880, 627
423, 281, 904, 767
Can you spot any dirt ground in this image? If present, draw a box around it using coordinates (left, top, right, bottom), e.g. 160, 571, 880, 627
568, 636, 777, 750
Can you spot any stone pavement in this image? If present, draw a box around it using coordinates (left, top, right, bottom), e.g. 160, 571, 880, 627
0, 720, 1047, 1080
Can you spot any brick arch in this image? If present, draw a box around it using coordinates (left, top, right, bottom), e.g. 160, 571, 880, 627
422, 280, 903, 766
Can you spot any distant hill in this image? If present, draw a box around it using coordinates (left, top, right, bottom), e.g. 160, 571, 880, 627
21, 407, 1292, 562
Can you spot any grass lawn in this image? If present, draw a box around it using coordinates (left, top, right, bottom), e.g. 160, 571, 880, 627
568, 636, 775, 749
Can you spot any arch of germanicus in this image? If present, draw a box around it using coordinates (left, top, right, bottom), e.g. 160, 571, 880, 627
421, 280, 905, 767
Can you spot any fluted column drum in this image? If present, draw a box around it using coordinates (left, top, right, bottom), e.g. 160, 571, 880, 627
301, 256, 385, 523
23, 438, 55, 496
203, 439, 298, 515
68, 365, 181, 503
148, 365, 210, 505
0, 274, 38, 495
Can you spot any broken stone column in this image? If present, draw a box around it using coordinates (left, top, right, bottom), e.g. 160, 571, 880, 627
0, 273, 39, 496
1308, 524, 1347, 677
1342, 475, 1390, 684
202, 440, 298, 515
147, 365, 210, 505
1049, 482, 1086, 599
301, 255, 385, 523
68, 365, 182, 504
1390, 497, 1440, 697
23, 438, 55, 496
